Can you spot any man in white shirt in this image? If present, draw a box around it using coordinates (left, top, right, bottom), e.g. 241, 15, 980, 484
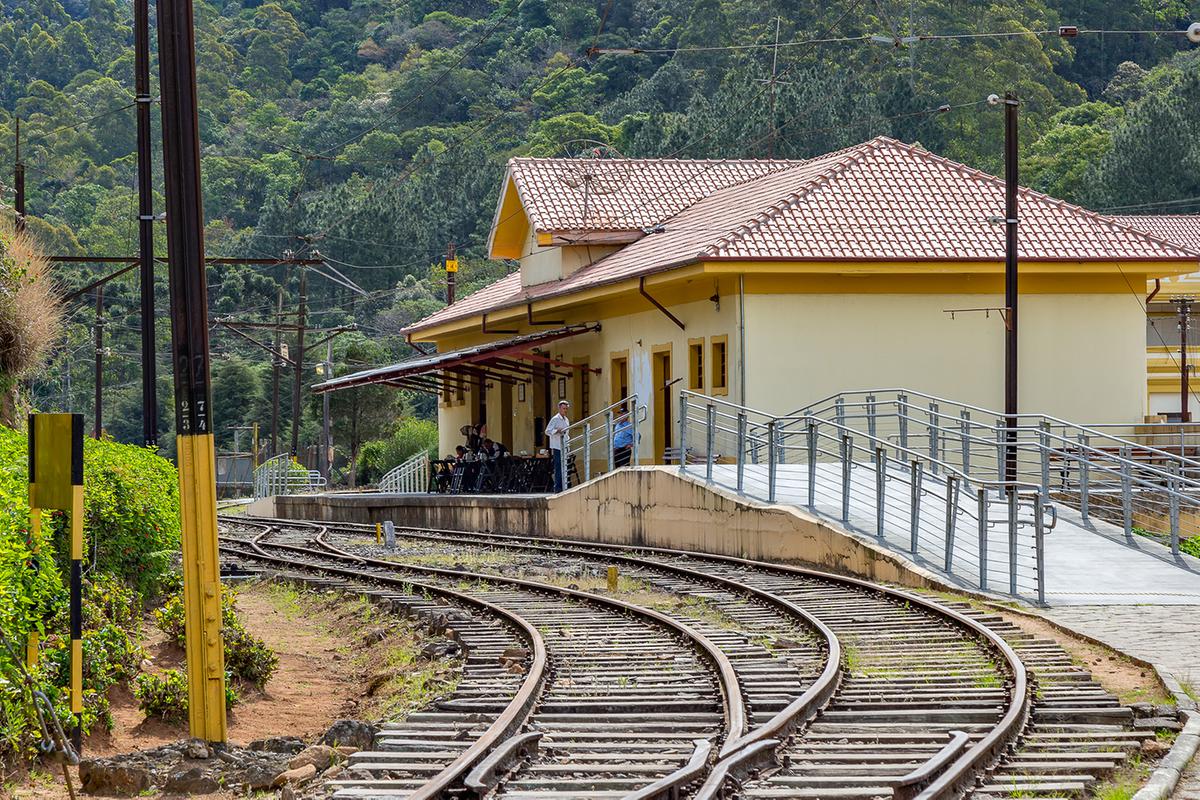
545, 400, 570, 492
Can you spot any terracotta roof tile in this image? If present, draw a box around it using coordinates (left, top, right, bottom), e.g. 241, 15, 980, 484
506, 157, 803, 233
408, 138, 1199, 334
1111, 215, 1200, 253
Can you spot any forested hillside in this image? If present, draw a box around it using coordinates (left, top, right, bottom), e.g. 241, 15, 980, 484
2, 0, 1199, 472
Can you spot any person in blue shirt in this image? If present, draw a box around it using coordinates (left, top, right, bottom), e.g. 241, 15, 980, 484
613, 409, 635, 467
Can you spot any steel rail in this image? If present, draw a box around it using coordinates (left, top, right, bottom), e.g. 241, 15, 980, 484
225, 519, 750, 796
243, 516, 1029, 798
220, 521, 549, 800
302, 518, 845, 758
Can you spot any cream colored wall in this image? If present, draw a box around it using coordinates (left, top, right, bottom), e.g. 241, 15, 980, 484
437, 397, 473, 457
743, 292, 1147, 424
518, 226, 621, 287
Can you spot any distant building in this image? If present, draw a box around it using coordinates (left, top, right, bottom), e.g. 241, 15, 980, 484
319, 137, 1199, 460
1111, 215, 1200, 420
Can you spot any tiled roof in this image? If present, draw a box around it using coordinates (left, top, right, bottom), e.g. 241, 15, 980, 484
408, 137, 1199, 334
505, 157, 803, 233
1111, 215, 1200, 253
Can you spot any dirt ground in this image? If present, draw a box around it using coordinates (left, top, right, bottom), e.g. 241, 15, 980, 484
992, 605, 1173, 705
3, 581, 365, 800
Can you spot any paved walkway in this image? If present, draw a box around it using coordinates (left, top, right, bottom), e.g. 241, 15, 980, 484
695, 462, 1200, 606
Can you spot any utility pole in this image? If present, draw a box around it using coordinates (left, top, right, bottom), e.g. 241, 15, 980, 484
1003, 91, 1019, 483
290, 265, 307, 458
14, 117, 25, 233
135, 0, 157, 447
1175, 297, 1194, 423
157, 0, 227, 744
321, 340, 332, 483
270, 286, 282, 457
93, 287, 104, 438
445, 242, 457, 305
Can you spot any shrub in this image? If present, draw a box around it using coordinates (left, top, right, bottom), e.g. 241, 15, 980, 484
0, 425, 177, 764
357, 417, 438, 485
133, 669, 239, 721
154, 586, 278, 690
0, 225, 62, 426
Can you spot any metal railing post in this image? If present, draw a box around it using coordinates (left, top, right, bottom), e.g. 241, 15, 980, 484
1034, 492, 1046, 606
867, 394, 877, 439
840, 434, 852, 523
1039, 420, 1051, 499
875, 446, 886, 540
806, 421, 817, 508
960, 411, 971, 474
605, 411, 614, 474
736, 412, 746, 494
1120, 447, 1133, 542
835, 396, 845, 428
944, 476, 958, 573
1170, 464, 1181, 557
706, 403, 716, 483
978, 489, 989, 591
1007, 488, 1018, 596
898, 394, 909, 450
1078, 432, 1089, 523
583, 423, 592, 482
929, 402, 940, 471
995, 419, 1006, 483
767, 420, 778, 503
560, 433, 570, 490
678, 393, 689, 473
909, 460, 923, 555
631, 396, 641, 467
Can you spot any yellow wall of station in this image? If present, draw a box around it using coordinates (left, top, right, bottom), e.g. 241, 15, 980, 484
742, 292, 1148, 424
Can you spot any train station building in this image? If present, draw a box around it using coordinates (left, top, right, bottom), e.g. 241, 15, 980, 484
318, 136, 1200, 461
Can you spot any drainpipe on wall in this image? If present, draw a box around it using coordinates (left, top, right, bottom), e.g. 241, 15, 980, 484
738, 274, 747, 405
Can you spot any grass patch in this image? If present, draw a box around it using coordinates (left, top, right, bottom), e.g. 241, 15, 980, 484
1090, 753, 1152, 800
263, 579, 462, 723
385, 546, 521, 569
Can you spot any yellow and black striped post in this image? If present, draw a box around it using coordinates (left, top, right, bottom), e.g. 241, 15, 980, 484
158, 0, 227, 743
28, 413, 85, 749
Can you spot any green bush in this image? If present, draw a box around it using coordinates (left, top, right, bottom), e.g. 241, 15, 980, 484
0, 425, 178, 764
133, 669, 239, 721
154, 586, 279, 691
357, 417, 438, 485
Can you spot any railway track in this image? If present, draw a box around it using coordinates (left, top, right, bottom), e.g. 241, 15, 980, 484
219, 517, 1161, 800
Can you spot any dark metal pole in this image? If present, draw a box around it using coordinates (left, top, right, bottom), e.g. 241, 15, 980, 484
157, 0, 227, 742
1178, 297, 1192, 423
321, 340, 331, 482
290, 266, 307, 458
14, 117, 25, 233
135, 0, 158, 446
1004, 92, 1019, 484
93, 286, 104, 439
446, 242, 457, 305
271, 285, 282, 456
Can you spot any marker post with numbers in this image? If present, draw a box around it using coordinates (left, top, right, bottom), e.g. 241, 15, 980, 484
158, 0, 227, 742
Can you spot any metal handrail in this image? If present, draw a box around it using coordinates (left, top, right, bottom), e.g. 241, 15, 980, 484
771, 388, 1200, 556
559, 394, 646, 489
679, 390, 1048, 601
252, 454, 326, 498
379, 451, 430, 494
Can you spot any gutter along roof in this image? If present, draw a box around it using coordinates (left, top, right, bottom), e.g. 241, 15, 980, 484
312, 324, 600, 395
409, 137, 1200, 336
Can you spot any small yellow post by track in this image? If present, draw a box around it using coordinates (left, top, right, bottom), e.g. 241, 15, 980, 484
27, 413, 85, 747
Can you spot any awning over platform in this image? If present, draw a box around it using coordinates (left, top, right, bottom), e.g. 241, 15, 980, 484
311, 323, 601, 395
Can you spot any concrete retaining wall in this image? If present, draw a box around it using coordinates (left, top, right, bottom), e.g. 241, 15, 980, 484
258, 467, 946, 591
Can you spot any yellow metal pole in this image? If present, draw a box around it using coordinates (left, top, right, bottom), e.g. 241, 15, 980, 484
25, 501, 40, 668
607, 566, 618, 592
177, 435, 227, 742
376, 522, 382, 545
70, 484, 83, 737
